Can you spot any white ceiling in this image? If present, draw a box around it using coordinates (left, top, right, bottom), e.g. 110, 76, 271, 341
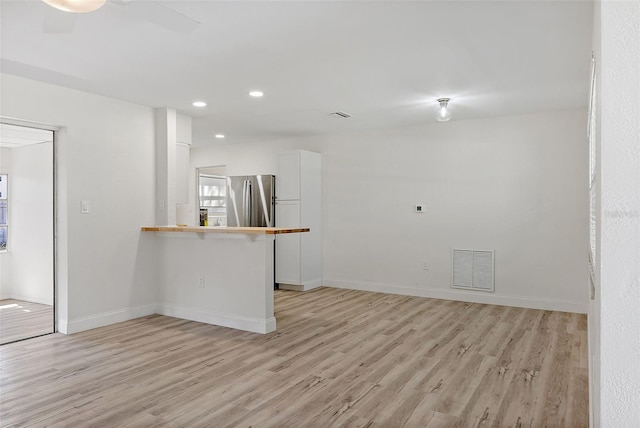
0, 123, 53, 149
0, 1, 593, 147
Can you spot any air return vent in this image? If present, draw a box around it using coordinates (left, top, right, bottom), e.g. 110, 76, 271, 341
451, 249, 495, 292
330, 111, 352, 118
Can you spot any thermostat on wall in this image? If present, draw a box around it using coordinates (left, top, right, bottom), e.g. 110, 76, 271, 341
415, 204, 425, 213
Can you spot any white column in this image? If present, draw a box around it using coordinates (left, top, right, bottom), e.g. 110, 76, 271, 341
155, 107, 177, 225
597, 1, 640, 426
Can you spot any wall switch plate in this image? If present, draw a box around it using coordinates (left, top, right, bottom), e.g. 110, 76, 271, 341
198, 275, 205, 288
422, 261, 429, 270
81, 200, 90, 214
415, 204, 425, 213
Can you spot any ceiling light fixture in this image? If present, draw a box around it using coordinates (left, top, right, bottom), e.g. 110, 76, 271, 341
215, 134, 225, 139
192, 101, 207, 107
249, 91, 264, 98
42, 0, 106, 13
435, 98, 453, 122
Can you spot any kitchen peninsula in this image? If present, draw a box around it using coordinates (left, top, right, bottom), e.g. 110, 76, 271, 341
141, 226, 309, 334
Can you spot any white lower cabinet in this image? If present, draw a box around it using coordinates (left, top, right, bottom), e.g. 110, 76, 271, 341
275, 200, 301, 285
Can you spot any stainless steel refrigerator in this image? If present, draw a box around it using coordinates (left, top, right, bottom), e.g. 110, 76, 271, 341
226, 175, 275, 227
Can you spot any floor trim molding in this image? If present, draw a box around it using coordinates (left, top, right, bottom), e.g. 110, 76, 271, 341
157, 304, 276, 334
323, 279, 588, 314
278, 278, 322, 292
65, 304, 158, 334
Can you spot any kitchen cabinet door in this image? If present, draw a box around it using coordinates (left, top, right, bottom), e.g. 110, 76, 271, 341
276, 151, 301, 200
175, 142, 190, 204
276, 200, 301, 284
275, 150, 321, 290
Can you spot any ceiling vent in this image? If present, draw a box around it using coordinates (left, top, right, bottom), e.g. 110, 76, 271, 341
330, 111, 352, 118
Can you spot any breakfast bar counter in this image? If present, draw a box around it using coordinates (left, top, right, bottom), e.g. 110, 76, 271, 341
141, 226, 309, 234
141, 226, 309, 334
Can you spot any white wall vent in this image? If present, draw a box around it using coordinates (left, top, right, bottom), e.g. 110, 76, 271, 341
451, 249, 495, 292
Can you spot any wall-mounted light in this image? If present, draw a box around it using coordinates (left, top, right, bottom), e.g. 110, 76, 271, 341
42, 0, 106, 13
435, 98, 453, 122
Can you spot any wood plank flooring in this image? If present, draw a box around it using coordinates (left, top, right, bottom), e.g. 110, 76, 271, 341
0, 287, 589, 427
0, 299, 53, 345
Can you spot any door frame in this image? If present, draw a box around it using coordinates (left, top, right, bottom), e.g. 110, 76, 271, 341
0, 116, 58, 335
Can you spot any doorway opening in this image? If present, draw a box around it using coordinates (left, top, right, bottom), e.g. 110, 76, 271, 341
0, 122, 55, 345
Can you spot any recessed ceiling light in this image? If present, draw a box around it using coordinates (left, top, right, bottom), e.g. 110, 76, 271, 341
42, 0, 106, 13
215, 134, 225, 139
249, 91, 264, 98
193, 101, 207, 107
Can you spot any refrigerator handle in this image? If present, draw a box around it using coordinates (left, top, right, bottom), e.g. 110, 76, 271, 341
242, 180, 247, 226
243, 179, 252, 226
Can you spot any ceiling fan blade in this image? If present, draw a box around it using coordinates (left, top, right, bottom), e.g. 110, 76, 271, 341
43, 7, 77, 34
118, 1, 200, 34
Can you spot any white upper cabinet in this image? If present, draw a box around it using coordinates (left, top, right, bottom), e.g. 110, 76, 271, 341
176, 114, 192, 145
276, 150, 323, 202
276, 151, 302, 200
175, 114, 192, 205
175, 143, 189, 204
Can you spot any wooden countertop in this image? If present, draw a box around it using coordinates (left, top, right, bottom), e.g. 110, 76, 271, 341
141, 226, 310, 235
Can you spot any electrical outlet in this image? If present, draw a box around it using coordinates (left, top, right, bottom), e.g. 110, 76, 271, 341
198, 275, 205, 288
81, 200, 90, 214
422, 261, 429, 270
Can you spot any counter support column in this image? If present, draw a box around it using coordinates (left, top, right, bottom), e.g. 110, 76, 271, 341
155, 232, 276, 334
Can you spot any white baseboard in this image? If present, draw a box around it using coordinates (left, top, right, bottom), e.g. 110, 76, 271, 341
65, 304, 158, 334
323, 279, 588, 314
279, 278, 322, 292
157, 304, 276, 334
58, 319, 68, 334
6, 293, 53, 306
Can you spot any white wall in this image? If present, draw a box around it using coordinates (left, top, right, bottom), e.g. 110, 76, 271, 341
0, 74, 158, 333
594, 1, 640, 426
191, 109, 589, 313
6, 142, 54, 305
0, 147, 11, 299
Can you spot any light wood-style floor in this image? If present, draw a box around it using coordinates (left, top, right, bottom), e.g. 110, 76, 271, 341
0, 287, 588, 427
0, 299, 53, 345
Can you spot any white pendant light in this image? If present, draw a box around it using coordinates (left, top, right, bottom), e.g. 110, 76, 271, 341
435, 98, 453, 122
42, 0, 106, 13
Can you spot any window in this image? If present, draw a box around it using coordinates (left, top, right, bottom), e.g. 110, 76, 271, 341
0, 174, 7, 250
199, 174, 227, 226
